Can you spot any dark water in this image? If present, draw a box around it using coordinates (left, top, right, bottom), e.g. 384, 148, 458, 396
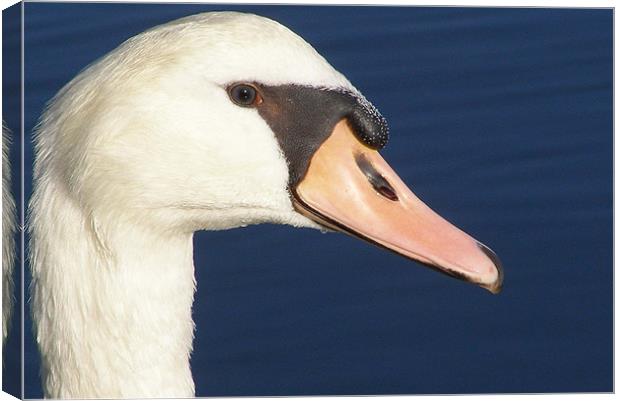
3, 2, 23, 398
8, 3, 613, 397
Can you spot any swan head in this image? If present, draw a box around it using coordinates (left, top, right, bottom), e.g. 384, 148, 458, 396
37, 12, 502, 293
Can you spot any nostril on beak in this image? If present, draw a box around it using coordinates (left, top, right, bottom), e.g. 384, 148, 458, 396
355, 153, 399, 201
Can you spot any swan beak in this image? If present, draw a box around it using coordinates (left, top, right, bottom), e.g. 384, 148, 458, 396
292, 119, 503, 294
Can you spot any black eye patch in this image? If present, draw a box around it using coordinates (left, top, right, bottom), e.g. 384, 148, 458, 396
250, 84, 389, 187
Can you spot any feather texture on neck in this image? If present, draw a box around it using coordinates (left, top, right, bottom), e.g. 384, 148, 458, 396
30, 177, 197, 398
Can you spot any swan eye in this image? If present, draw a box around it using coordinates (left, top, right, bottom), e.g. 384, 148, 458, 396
228, 84, 261, 107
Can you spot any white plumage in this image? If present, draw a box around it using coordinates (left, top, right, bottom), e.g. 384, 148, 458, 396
29, 12, 362, 398
2, 122, 16, 348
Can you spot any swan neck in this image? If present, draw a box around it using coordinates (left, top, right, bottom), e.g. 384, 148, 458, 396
30, 183, 197, 398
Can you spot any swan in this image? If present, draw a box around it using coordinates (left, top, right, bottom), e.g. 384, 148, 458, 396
3, 122, 16, 347
29, 12, 503, 398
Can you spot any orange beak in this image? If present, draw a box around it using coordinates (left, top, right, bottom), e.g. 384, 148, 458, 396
292, 119, 503, 294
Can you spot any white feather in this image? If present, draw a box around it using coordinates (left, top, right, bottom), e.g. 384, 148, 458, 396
3, 121, 16, 348
30, 12, 359, 398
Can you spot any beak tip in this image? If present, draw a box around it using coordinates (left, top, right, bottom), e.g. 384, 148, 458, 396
476, 242, 504, 295
484, 280, 503, 295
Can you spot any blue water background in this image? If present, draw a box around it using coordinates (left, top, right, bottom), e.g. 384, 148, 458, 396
12, 3, 613, 397
2, 2, 23, 398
